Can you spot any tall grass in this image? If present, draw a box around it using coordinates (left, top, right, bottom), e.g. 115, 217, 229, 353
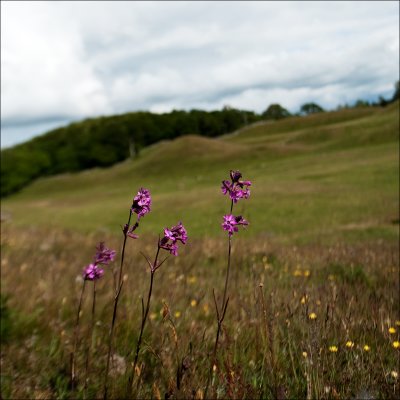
1, 222, 399, 399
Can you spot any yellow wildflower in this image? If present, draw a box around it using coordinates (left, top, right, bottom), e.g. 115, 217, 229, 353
395, 321, 400, 326
393, 341, 400, 349
302, 351, 308, 358
391, 371, 398, 379
149, 312, 157, 321
308, 312, 317, 320
303, 270, 311, 277
389, 327, 396, 334
190, 299, 197, 307
174, 311, 181, 318
203, 303, 210, 316
300, 296, 307, 304
329, 346, 338, 353
345, 341, 354, 348
187, 276, 197, 284
293, 270, 302, 277
363, 345, 370, 352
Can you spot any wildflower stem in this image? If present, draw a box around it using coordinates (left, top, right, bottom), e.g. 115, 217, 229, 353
221, 234, 232, 314
84, 280, 96, 397
205, 199, 234, 398
103, 210, 132, 400
130, 245, 161, 392
71, 279, 87, 391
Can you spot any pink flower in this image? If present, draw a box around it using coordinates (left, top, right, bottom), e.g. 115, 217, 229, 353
159, 222, 188, 256
94, 242, 116, 265
131, 188, 152, 219
83, 263, 104, 281
221, 170, 252, 202
222, 214, 248, 236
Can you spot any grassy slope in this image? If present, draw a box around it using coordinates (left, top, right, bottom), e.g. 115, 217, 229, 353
2, 102, 399, 244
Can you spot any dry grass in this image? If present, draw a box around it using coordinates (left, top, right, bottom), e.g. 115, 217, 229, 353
1, 222, 399, 399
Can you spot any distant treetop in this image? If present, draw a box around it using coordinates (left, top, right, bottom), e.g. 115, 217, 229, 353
299, 102, 325, 115
262, 104, 291, 120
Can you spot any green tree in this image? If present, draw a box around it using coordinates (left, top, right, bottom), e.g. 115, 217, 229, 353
354, 99, 369, 108
262, 104, 291, 120
300, 102, 325, 115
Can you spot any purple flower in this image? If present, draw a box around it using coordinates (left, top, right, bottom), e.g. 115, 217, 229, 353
169, 222, 188, 244
83, 263, 104, 281
94, 242, 116, 265
82, 242, 116, 281
222, 214, 238, 236
131, 188, 152, 219
229, 187, 244, 203
221, 170, 252, 202
222, 214, 249, 236
159, 222, 188, 256
230, 170, 242, 182
164, 228, 175, 241
221, 180, 231, 195
234, 215, 249, 227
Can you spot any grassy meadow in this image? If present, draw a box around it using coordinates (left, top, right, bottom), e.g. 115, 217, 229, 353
1, 103, 399, 399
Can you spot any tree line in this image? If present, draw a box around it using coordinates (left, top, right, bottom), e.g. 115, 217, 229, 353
2, 81, 398, 197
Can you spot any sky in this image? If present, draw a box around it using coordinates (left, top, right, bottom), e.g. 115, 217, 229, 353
1, 1, 399, 148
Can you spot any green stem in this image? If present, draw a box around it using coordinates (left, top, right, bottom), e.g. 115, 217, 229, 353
103, 210, 132, 400
84, 280, 96, 397
205, 199, 234, 398
71, 279, 87, 391
130, 245, 161, 391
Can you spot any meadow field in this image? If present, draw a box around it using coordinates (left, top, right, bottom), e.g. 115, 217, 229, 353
1, 103, 399, 399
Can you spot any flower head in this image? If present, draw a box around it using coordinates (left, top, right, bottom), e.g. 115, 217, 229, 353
221, 170, 252, 203
169, 222, 188, 244
222, 214, 248, 236
131, 188, 152, 219
308, 312, 317, 320
159, 222, 188, 256
393, 341, 400, 349
83, 242, 116, 281
329, 345, 338, 353
363, 345, 371, 352
94, 242, 116, 265
230, 170, 242, 182
389, 327, 396, 334
83, 263, 104, 281
345, 341, 355, 348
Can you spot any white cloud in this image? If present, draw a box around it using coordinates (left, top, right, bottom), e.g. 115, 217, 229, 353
1, 1, 399, 147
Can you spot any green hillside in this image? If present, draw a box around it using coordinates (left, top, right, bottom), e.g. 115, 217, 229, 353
2, 102, 399, 244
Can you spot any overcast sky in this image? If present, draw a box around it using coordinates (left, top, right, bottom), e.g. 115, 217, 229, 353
1, 1, 399, 148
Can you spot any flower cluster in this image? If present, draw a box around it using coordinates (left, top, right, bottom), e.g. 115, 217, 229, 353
131, 188, 152, 219
221, 170, 252, 203
83, 263, 104, 281
159, 222, 188, 256
94, 242, 116, 265
222, 214, 248, 236
83, 242, 116, 281
125, 188, 152, 239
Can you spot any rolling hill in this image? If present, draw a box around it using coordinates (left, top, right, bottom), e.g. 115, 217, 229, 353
2, 102, 399, 244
